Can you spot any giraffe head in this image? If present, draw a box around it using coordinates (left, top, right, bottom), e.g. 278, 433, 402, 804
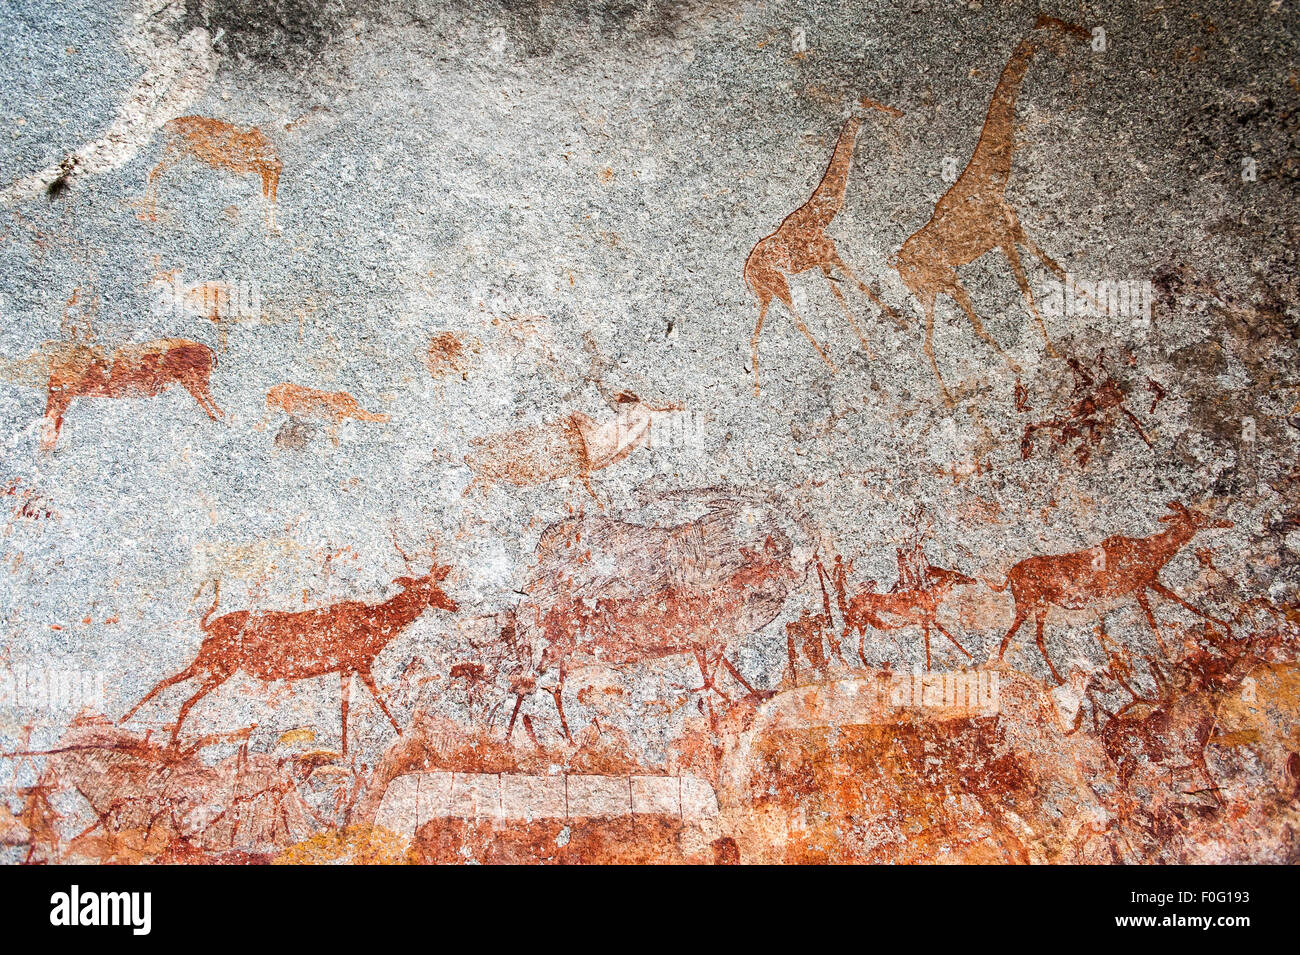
1033, 15, 1091, 56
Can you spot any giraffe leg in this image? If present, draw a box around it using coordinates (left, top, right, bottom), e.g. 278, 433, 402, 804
1002, 242, 1060, 357
920, 293, 954, 405
831, 251, 906, 329
750, 297, 768, 396
776, 296, 837, 374
822, 265, 875, 359
948, 282, 1019, 373
1016, 225, 1105, 314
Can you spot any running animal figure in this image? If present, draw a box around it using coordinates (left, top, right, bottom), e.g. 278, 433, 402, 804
832, 552, 975, 670
892, 16, 1091, 402
121, 542, 458, 754
745, 100, 905, 395
989, 501, 1233, 684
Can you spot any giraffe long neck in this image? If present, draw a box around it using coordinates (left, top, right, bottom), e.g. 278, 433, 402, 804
808, 117, 862, 210
963, 37, 1039, 194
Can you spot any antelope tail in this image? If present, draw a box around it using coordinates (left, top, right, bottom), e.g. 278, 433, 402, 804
982, 575, 1009, 593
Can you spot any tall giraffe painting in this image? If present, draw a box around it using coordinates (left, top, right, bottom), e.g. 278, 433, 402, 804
892, 16, 1091, 403
745, 100, 904, 395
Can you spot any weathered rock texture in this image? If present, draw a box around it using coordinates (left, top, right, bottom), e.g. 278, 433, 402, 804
1, 0, 1297, 864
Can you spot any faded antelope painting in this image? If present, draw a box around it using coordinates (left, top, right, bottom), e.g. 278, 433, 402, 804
0, 0, 1296, 871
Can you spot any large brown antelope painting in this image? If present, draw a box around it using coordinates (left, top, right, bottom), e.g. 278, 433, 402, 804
0, 339, 222, 450
122, 540, 458, 754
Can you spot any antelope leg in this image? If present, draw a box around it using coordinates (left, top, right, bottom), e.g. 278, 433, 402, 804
1034, 611, 1063, 685
932, 617, 972, 659
358, 668, 402, 734
1148, 581, 1232, 633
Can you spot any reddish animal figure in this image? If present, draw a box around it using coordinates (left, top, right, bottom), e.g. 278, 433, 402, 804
464, 390, 681, 504
121, 544, 458, 754
146, 116, 282, 231
1100, 626, 1278, 814
1, 339, 223, 450
745, 102, 904, 395
831, 552, 975, 670
785, 561, 842, 683
260, 382, 389, 446
1021, 355, 1153, 465
503, 511, 796, 741
892, 16, 1091, 401
990, 502, 1233, 684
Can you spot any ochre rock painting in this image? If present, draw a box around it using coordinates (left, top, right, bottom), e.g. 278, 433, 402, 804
1, 337, 222, 450
261, 382, 390, 446
1, 2, 1297, 868
746, 101, 904, 394
144, 115, 282, 232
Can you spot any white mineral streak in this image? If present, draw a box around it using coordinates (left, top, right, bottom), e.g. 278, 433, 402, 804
2, 4, 215, 202
375, 772, 719, 835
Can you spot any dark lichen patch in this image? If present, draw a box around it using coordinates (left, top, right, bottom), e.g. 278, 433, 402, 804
46, 157, 77, 200
275, 418, 319, 450
185, 0, 367, 70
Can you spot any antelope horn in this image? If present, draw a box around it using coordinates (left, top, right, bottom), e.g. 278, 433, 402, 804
388, 521, 413, 568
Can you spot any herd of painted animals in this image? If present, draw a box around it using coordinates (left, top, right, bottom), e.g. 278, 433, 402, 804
1, 16, 1295, 864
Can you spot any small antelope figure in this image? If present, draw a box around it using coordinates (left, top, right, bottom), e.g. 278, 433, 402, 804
990, 501, 1234, 684
121, 546, 458, 754
146, 116, 282, 232
0, 338, 223, 451
464, 391, 681, 503
260, 383, 390, 446
832, 553, 975, 670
